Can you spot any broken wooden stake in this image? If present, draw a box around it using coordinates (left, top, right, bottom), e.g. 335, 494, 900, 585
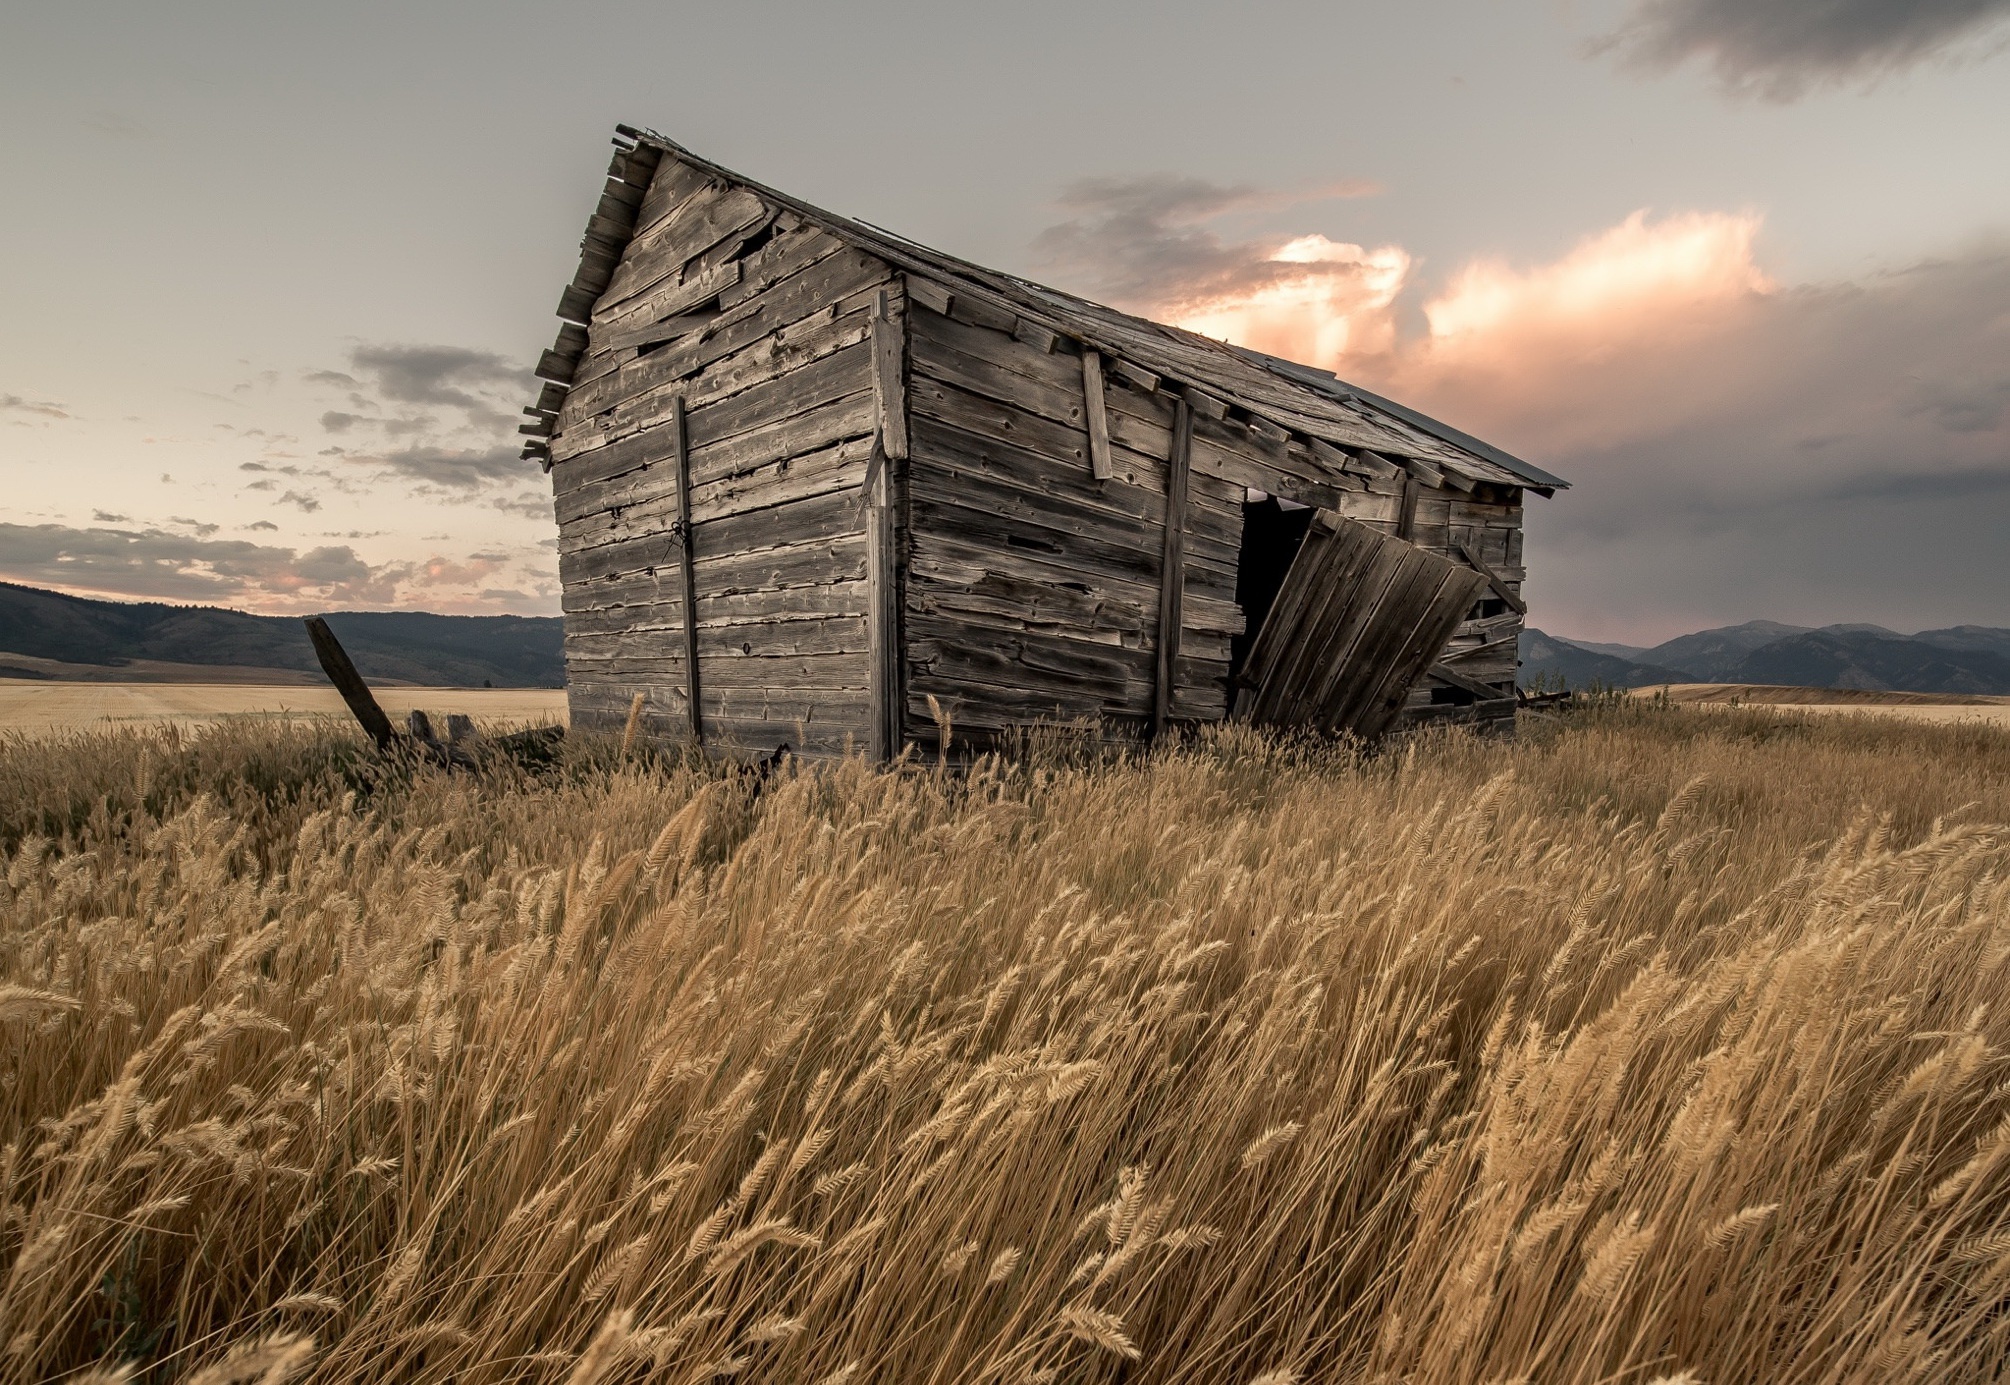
304, 617, 395, 751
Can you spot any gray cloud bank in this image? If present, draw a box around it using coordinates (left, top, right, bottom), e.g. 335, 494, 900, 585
0, 521, 396, 606
1412, 245, 2010, 637
1599, 0, 2010, 98
1031, 177, 2010, 637
304, 342, 538, 497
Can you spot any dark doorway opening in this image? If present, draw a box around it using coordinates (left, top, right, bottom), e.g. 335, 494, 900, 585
1229, 493, 1317, 689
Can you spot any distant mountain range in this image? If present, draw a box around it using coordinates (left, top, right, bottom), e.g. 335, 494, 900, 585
6, 580, 2002, 699
0, 582, 563, 687
1521, 620, 2010, 696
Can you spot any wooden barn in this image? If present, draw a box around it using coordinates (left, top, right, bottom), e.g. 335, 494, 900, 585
525, 126, 1567, 758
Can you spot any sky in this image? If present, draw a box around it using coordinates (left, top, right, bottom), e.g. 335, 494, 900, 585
2, 0, 2008, 644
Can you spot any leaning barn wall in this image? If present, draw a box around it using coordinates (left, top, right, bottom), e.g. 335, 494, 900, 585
903, 295, 1245, 748
544, 154, 898, 755
901, 288, 1527, 745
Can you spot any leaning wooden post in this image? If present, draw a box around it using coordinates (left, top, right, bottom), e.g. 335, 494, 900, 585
672, 395, 702, 745
303, 616, 395, 750
1152, 396, 1194, 739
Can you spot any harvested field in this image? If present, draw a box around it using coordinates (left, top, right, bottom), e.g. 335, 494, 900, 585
0, 682, 568, 734
1630, 683, 2010, 726
4, 706, 2010, 1383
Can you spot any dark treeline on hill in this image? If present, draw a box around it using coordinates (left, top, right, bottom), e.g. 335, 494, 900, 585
1521, 619, 2010, 695
0, 582, 563, 687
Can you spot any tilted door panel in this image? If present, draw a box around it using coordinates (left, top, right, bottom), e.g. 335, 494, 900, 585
1238, 513, 1487, 740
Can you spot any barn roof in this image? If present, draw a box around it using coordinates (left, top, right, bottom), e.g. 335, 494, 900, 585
527, 126, 1567, 494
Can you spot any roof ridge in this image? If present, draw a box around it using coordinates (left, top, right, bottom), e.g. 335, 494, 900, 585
526, 126, 1564, 494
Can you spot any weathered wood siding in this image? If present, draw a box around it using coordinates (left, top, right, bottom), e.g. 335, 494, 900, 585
547, 156, 896, 755
899, 289, 1526, 745
1175, 415, 1524, 734
902, 296, 1245, 748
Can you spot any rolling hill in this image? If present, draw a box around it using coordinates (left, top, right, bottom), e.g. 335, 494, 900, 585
1523, 620, 2010, 695
0, 582, 563, 687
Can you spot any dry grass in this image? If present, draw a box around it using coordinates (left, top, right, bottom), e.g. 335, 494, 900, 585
4, 706, 2010, 1383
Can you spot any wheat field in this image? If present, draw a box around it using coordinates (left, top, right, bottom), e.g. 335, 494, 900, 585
4, 707, 2010, 1384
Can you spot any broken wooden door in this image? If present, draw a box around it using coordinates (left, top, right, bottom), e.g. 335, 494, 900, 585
1235, 512, 1487, 740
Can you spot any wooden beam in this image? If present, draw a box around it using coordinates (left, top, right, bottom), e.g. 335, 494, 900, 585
302, 617, 395, 751
1398, 472, 1421, 541
673, 395, 702, 744
1081, 349, 1113, 482
1111, 358, 1160, 393
1153, 398, 1194, 738
1183, 386, 1229, 420
1405, 458, 1446, 490
1453, 541, 1528, 615
868, 286, 908, 762
907, 278, 953, 316
1012, 318, 1058, 353
1427, 662, 1506, 702
872, 289, 909, 462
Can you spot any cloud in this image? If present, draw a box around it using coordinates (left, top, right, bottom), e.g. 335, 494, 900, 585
410, 554, 508, 588
1038, 187, 2010, 638
1596, 0, 2010, 98
2, 394, 70, 420
332, 343, 529, 435
1033, 174, 1393, 323
92, 510, 130, 523
276, 490, 322, 513
373, 444, 525, 491
1391, 241, 2010, 638
303, 342, 537, 495
0, 521, 407, 608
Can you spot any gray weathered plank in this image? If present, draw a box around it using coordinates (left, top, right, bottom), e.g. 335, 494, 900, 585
1154, 398, 1193, 736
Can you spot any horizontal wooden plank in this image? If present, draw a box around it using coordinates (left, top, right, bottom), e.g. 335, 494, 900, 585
562, 296, 879, 469
558, 387, 876, 530
556, 250, 890, 457
571, 684, 869, 756
565, 533, 868, 616
560, 436, 872, 558
597, 185, 769, 317
910, 409, 1239, 557
908, 489, 1236, 610
909, 530, 1242, 638
569, 653, 870, 693
563, 577, 869, 637
557, 337, 875, 516
905, 649, 1228, 733
561, 487, 862, 586
568, 612, 871, 661
559, 303, 877, 480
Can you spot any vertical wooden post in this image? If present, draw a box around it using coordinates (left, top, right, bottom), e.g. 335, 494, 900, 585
1153, 397, 1193, 739
1398, 469, 1421, 542
1081, 349, 1112, 481
868, 285, 908, 761
672, 395, 702, 745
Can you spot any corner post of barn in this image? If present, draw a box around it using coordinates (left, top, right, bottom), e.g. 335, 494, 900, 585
672, 394, 702, 745
868, 281, 910, 762
1153, 395, 1194, 739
